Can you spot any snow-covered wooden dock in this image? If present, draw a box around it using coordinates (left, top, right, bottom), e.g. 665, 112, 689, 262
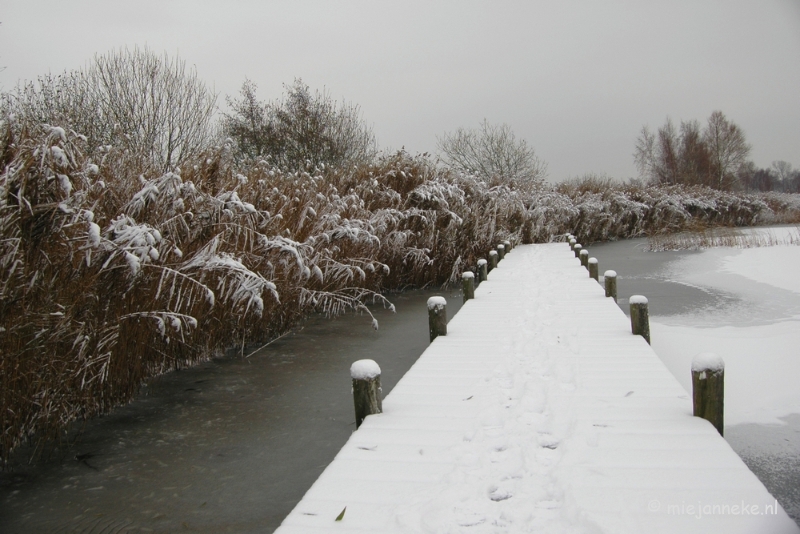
275, 243, 799, 533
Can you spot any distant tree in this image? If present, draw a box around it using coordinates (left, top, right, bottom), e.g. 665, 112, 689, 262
704, 111, 750, 190
634, 111, 750, 190
1, 47, 216, 171
437, 120, 547, 189
222, 79, 377, 169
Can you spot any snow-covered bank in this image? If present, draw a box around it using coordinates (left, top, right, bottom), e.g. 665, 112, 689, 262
276, 244, 798, 533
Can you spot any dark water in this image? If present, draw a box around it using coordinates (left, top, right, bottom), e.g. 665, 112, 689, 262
0, 289, 464, 533
586, 236, 800, 525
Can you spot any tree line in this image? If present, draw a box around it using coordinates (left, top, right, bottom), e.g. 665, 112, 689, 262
633, 111, 799, 193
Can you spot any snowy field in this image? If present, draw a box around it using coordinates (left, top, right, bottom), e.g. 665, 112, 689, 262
275, 243, 798, 534
651, 226, 800, 426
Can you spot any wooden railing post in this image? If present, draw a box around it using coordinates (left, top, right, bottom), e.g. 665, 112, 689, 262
580, 249, 589, 268
629, 295, 650, 344
497, 244, 505, 261
462, 272, 475, 303
427, 296, 447, 342
692, 353, 725, 435
488, 250, 498, 272
604, 270, 617, 301
588, 257, 599, 281
573, 244, 582, 258
477, 259, 488, 283
351, 359, 382, 429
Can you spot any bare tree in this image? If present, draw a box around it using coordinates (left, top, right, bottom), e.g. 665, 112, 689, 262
437, 120, 547, 188
222, 79, 377, 169
634, 111, 750, 190
88, 47, 216, 170
2, 47, 216, 171
704, 110, 750, 190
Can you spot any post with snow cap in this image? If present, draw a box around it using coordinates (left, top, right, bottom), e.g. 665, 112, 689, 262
573, 243, 582, 258
588, 257, 599, 281
427, 296, 447, 342
497, 244, 505, 261
462, 271, 475, 303
488, 250, 498, 272
477, 259, 488, 283
569, 238, 577, 251
604, 270, 617, 301
692, 353, 725, 435
579, 249, 589, 268
629, 295, 650, 344
503, 239, 512, 253
351, 359, 382, 429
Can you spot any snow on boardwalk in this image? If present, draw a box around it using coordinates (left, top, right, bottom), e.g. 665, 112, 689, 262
276, 243, 799, 534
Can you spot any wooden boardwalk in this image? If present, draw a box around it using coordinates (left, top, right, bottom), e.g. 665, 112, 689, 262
275, 243, 799, 533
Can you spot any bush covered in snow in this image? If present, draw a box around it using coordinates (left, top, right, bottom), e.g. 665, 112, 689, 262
1, 122, 799, 463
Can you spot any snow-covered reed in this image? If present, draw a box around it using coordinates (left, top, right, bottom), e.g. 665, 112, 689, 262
2, 125, 799, 463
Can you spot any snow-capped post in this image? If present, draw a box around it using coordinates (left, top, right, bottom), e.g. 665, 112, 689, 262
604, 270, 617, 301
497, 244, 505, 261
579, 249, 589, 268
629, 295, 650, 344
427, 296, 447, 342
691, 353, 725, 436
477, 259, 488, 283
351, 359, 382, 429
569, 238, 577, 251
488, 250, 498, 272
573, 244, 582, 258
503, 239, 512, 253
462, 271, 475, 303
588, 257, 599, 281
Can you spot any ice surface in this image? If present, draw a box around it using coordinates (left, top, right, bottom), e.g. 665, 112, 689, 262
350, 359, 381, 380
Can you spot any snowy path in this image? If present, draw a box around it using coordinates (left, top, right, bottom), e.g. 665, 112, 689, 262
274, 243, 799, 534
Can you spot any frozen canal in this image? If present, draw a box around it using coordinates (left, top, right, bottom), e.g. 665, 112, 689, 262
0, 290, 463, 533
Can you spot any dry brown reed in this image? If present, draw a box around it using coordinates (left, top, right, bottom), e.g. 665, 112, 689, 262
647, 226, 800, 251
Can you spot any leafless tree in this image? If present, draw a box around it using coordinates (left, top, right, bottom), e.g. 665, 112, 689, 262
2, 47, 216, 171
437, 120, 547, 189
704, 110, 750, 190
634, 111, 750, 190
88, 47, 217, 170
222, 79, 377, 169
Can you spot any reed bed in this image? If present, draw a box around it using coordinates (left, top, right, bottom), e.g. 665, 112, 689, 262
3, 124, 800, 463
648, 226, 800, 251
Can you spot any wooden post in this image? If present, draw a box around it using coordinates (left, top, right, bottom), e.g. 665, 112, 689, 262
427, 296, 447, 342
573, 244, 582, 258
462, 271, 475, 303
604, 270, 617, 301
588, 257, 599, 281
579, 249, 589, 268
351, 359, 382, 429
497, 244, 505, 261
629, 295, 650, 344
488, 250, 498, 272
691, 353, 725, 436
569, 238, 576, 251
503, 239, 512, 253
477, 259, 488, 283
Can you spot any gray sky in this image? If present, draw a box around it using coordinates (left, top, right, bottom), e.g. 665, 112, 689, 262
2, 1, 799, 181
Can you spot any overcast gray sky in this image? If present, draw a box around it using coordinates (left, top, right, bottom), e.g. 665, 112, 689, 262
1, 1, 799, 181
